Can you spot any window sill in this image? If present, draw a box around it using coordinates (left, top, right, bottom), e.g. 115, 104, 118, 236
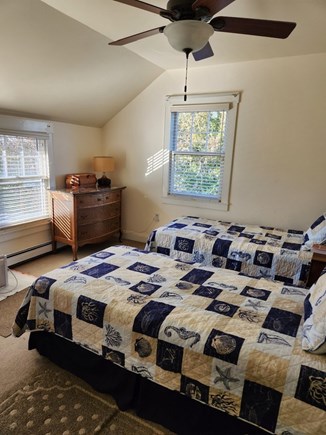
0, 218, 51, 236
161, 195, 229, 211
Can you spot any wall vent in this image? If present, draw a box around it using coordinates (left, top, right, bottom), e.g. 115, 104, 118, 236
0, 255, 8, 288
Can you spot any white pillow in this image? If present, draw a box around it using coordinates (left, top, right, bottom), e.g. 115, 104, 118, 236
303, 213, 326, 249
302, 270, 326, 354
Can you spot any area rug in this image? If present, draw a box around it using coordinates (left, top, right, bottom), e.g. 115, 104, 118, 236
0, 363, 173, 435
0, 271, 36, 337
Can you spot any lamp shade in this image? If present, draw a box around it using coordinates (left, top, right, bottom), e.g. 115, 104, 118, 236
93, 156, 115, 173
163, 20, 214, 53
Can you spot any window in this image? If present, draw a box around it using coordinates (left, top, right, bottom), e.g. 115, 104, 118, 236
163, 92, 240, 210
0, 116, 53, 228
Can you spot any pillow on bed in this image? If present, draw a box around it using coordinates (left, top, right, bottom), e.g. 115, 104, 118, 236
303, 213, 326, 249
302, 268, 326, 354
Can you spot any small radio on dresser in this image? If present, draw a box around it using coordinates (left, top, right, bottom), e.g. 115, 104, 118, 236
65, 173, 97, 188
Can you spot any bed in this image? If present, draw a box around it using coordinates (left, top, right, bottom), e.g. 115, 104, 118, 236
144, 215, 326, 288
12, 245, 326, 434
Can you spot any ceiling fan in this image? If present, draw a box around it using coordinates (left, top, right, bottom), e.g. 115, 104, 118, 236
109, 0, 297, 61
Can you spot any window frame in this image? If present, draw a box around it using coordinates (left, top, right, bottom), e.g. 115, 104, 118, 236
0, 114, 54, 229
162, 92, 240, 211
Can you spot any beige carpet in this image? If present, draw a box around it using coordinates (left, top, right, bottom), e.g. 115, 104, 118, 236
0, 288, 28, 337
0, 270, 36, 337
0, 335, 174, 435
0, 270, 36, 301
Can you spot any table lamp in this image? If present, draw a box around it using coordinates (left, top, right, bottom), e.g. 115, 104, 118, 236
93, 156, 115, 188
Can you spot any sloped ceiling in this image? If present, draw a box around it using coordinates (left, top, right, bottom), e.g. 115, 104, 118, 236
0, 0, 163, 127
0, 0, 325, 127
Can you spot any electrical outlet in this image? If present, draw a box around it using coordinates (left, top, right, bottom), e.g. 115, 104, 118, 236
154, 213, 160, 222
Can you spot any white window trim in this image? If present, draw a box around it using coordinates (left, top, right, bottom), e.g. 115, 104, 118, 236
0, 114, 55, 229
162, 91, 240, 211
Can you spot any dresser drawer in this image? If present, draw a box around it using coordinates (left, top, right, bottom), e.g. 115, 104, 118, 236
78, 202, 120, 224
78, 216, 120, 240
103, 202, 120, 219
103, 190, 121, 204
77, 193, 103, 207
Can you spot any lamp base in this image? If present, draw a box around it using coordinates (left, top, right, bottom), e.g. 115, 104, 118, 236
97, 175, 111, 188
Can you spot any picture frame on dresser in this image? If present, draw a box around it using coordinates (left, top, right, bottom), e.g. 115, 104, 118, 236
50, 186, 126, 260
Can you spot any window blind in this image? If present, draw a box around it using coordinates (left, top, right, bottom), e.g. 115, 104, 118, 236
0, 133, 50, 227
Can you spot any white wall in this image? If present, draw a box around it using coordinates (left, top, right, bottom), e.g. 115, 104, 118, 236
102, 52, 326, 243
3, 52, 326, 261
1, 120, 102, 262
52, 121, 102, 188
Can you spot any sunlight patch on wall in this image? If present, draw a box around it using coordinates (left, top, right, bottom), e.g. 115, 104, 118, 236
145, 149, 169, 176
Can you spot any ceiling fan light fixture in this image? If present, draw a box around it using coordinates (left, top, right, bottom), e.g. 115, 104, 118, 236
163, 20, 214, 53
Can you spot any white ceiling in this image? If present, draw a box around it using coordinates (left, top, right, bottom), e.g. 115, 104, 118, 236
0, 0, 325, 127
0, 0, 163, 127
42, 0, 326, 69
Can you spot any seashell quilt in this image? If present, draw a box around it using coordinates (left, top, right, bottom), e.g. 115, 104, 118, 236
13, 245, 325, 434
145, 216, 313, 287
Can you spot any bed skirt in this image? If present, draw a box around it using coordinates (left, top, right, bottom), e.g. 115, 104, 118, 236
29, 331, 268, 435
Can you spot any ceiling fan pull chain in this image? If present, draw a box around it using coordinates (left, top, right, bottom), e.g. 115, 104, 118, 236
184, 49, 191, 102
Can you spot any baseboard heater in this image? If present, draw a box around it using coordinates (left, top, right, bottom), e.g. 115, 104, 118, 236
0, 255, 8, 288
6, 242, 53, 267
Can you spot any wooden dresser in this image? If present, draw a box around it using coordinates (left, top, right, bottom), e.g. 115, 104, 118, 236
50, 186, 126, 260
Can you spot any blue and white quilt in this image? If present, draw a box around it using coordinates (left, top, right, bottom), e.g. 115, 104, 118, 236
145, 216, 313, 288
13, 246, 325, 434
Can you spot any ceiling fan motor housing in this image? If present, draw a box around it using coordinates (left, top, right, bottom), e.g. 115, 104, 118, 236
166, 0, 211, 21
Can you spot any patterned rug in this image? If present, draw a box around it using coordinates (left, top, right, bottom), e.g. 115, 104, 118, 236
0, 363, 173, 435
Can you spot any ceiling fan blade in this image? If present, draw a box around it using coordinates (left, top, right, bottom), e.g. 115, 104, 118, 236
113, 0, 170, 17
109, 26, 165, 46
192, 42, 214, 61
210, 16, 296, 39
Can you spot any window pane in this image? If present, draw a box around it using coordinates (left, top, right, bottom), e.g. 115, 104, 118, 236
176, 131, 192, 151
193, 112, 209, 133
192, 133, 207, 152
170, 154, 223, 198
177, 112, 192, 133
0, 134, 50, 227
169, 109, 227, 200
173, 111, 227, 153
